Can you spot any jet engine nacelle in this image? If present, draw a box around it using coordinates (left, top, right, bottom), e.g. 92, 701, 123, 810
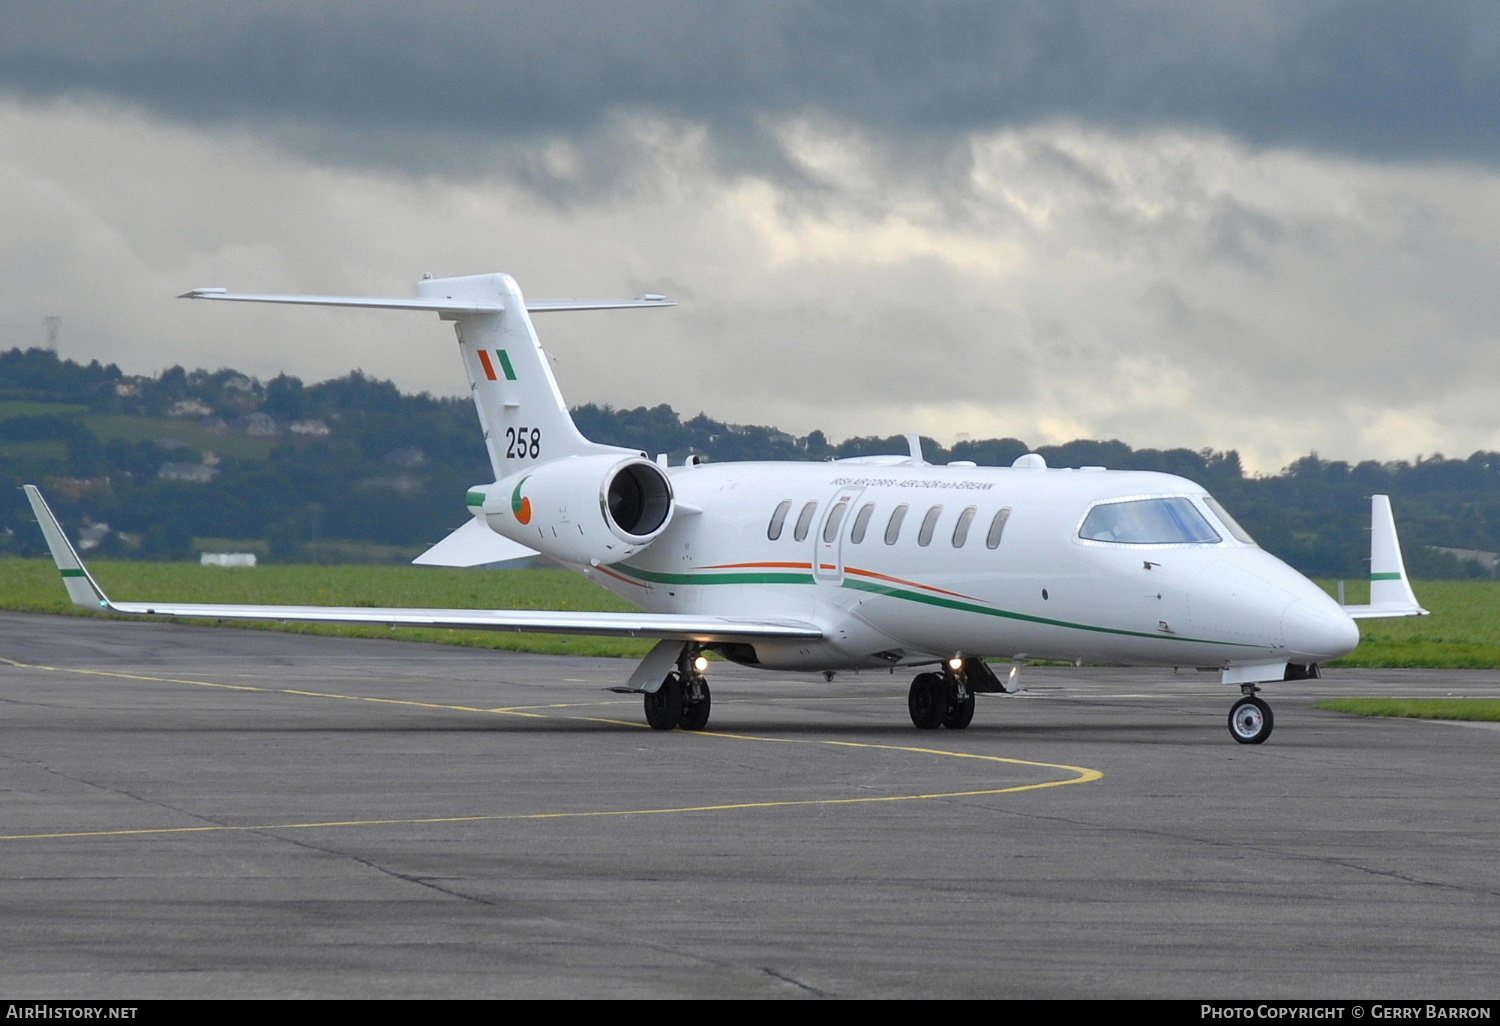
476, 454, 674, 565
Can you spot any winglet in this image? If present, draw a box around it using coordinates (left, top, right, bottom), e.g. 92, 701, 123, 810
1343, 494, 1429, 619
22, 485, 111, 611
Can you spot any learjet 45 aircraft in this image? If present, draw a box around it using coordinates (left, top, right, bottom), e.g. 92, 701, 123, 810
26, 272, 1428, 743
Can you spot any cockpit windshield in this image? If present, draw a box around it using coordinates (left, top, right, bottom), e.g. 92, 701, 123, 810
1202, 495, 1257, 545
1079, 496, 1221, 545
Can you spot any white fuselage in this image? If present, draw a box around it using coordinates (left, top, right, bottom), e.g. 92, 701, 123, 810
572, 460, 1360, 673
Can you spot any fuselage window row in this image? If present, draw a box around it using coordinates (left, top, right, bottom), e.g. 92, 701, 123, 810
771, 500, 1012, 549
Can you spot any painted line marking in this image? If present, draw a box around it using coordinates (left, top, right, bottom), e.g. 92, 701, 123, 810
0, 657, 1103, 842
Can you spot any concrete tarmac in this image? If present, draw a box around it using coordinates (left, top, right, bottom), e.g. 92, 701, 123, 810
0, 611, 1496, 999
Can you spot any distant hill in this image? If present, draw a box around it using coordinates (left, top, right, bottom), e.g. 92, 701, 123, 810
2, 347, 1496, 578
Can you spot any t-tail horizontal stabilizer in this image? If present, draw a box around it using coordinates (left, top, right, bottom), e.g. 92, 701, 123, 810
23, 485, 822, 644
177, 288, 674, 314
1342, 494, 1429, 620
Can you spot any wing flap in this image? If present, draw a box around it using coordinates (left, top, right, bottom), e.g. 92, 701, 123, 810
100, 601, 821, 641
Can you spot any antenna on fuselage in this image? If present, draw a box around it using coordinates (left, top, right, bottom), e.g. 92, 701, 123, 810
904, 433, 928, 465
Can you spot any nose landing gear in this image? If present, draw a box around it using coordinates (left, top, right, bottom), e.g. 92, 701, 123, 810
1228, 686, 1274, 744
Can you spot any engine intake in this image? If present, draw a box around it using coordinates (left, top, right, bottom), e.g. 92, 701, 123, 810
477, 454, 674, 565
605, 461, 672, 539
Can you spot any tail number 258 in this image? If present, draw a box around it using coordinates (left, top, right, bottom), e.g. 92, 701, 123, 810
505, 427, 541, 459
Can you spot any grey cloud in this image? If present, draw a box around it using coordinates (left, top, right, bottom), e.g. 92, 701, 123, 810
3, 1, 1500, 177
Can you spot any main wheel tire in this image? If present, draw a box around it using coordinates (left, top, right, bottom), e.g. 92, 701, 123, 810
679, 680, 712, 731
644, 672, 685, 730
943, 689, 976, 730
1228, 696, 1274, 744
908, 672, 947, 730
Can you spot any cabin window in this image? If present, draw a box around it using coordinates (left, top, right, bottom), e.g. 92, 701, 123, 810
986, 507, 1012, 549
822, 500, 849, 543
850, 503, 875, 544
793, 501, 819, 542
767, 500, 792, 541
1203, 496, 1257, 545
917, 505, 943, 547
1079, 497, 1221, 545
884, 504, 909, 545
952, 506, 977, 547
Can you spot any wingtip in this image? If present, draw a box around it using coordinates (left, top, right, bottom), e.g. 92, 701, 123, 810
22, 484, 110, 610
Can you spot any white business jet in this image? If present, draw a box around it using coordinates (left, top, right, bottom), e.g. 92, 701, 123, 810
25, 273, 1428, 743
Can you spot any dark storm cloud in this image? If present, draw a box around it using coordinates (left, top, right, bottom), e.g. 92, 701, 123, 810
3, 0, 1499, 172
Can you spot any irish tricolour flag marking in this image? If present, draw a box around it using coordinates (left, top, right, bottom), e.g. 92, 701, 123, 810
476, 349, 517, 382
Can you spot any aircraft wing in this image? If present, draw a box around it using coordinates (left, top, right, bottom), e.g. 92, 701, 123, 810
22, 486, 821, 644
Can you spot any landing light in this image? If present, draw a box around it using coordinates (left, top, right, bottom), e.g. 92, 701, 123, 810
948, 657, 964, 671
693, 655, 709, 673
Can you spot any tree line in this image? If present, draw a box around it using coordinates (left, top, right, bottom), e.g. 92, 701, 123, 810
1, 347, 1496, 577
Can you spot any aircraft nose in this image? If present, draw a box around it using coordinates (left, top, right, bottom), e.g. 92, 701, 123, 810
1281, 597, 1360, 663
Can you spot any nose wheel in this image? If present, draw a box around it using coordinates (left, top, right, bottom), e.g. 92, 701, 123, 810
1228, 695, 1274, 744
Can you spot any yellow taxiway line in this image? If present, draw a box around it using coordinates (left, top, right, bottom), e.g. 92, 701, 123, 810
0, 657, 1103, 842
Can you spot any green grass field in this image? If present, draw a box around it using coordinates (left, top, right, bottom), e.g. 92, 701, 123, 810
1316, 579, 1500, 668
3, 558, 1497, 667
0, 558, 655, 658
1313, 698, 1500, 721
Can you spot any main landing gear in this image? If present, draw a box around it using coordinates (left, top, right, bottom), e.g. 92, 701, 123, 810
908, 665, 976, 730
1228, 685, 1274, 744
644, 646, 712, 731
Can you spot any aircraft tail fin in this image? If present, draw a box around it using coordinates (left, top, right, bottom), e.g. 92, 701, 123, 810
180, 274, 673, 481
22, 485, 111, 611
1343, 494, 1429, 619
416, 273, 638, 478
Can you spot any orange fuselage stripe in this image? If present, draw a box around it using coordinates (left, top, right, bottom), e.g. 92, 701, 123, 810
843, 566, 978, 601
696, 561, 813, 570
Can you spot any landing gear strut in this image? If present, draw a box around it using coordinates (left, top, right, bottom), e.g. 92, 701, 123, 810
907, 663, 975, 730
1228, 685, 1274, 744
643, 645, 712, 731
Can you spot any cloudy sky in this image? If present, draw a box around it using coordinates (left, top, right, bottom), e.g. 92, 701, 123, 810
3, 1, 1499, 472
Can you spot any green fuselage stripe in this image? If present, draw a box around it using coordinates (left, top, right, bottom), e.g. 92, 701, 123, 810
611, 563, 1258, 649
838, 576, 1250, 647
1370, 572, 1402, 580
612, 564, 814, 586
466, 492, 485, 507
60, 568, 86, 578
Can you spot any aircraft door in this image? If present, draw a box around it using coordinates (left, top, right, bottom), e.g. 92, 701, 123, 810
815, 487, 862, 583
